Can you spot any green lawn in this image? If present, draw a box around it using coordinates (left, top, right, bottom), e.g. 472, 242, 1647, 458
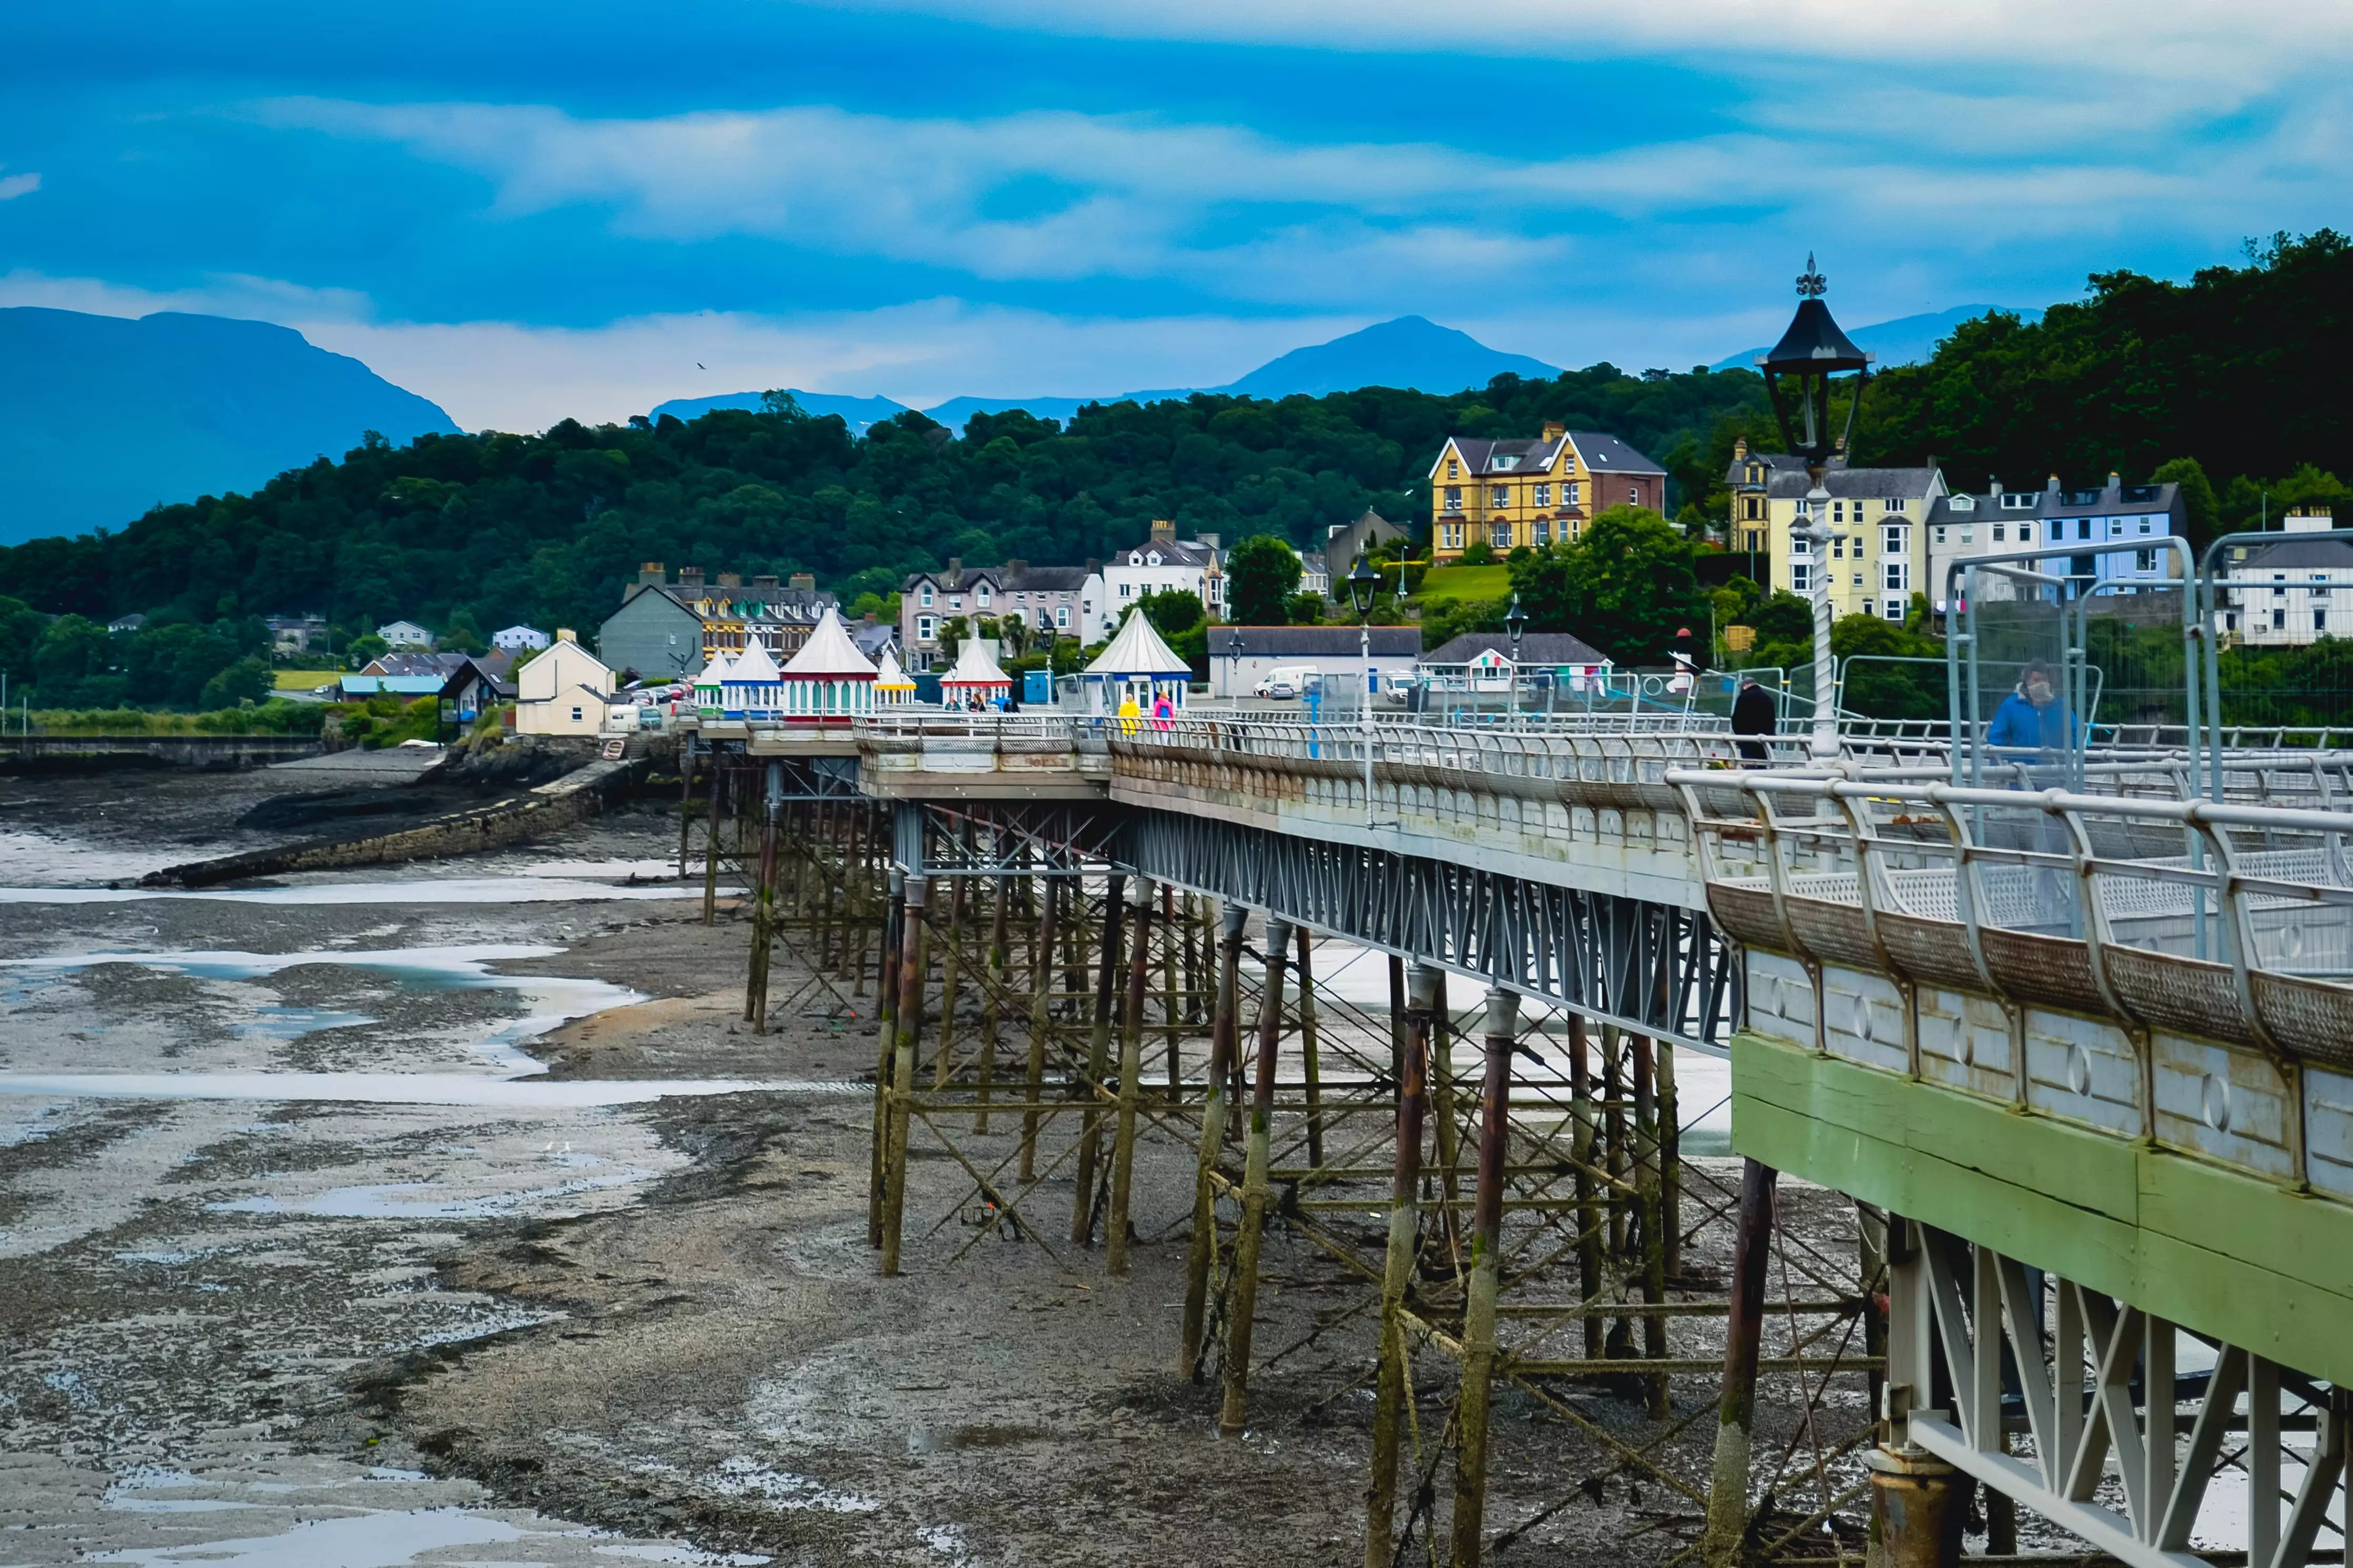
1415, 565, 1511, 602
274, 669, 342, 690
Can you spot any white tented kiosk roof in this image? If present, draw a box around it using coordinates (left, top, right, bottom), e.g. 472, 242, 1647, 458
780, 608, 879, 679
941, 635, 1011, 688
874, 645, 916, 691
695, 652, 737, 686
1085, 608, 1191, 677
731, 639, 781, 683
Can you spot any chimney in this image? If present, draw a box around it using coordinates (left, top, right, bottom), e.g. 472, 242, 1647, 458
1542, 421, 1566, 442
788, 572, 815, 592
1150, 519, 1175, 542
1989, 478, 2003, 499
2106, 470, 2122, 489
1733, 437, 1748, 461
556, 628, 577, 643
1005, 558, 1027, 577
1085, 557, 1101, 576
637, 562, 666, 586
1197, 532, 1220, 552
751, 573, 780, 590
2286, 505, 2335, 534
2046, 474, 2061, 494
717, 571, 742, 589
679, 566, 705, 590
946, 556, 962, 587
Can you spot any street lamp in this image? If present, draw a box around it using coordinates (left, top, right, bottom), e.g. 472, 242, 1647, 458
1504, 591, 1527, 726
1347, 550, 1380, 821
1225, 628, 1246, 703
1758, 253, 1871, 758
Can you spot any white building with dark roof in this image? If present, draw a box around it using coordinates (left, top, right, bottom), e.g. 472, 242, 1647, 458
1923, 473, 2187, 612
1429, 423, 1666, 561
1204, 624, 1421, 699
2215, 508, 2352, 645
1104, 520, 1224, 623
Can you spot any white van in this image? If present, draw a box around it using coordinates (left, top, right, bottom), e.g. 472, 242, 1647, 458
1254, 664, 1321, 699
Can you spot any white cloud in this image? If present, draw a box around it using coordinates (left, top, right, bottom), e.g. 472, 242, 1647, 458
806, 0, 2353, 90
0, 169, 39, 201
0, 268, 371, 322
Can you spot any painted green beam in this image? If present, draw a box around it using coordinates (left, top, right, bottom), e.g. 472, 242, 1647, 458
1731, 1031, 2353, 1385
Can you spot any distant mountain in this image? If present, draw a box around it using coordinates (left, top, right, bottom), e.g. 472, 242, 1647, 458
1712, 304, 2048, 372
1216, 315, 1558, 398
648, 388, 913, 436
676, 316, 1561, 437
0, 308, 459, 546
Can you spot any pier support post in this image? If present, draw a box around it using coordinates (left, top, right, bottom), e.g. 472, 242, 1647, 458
1219, 914, 1292, 1437
879, 875, 928, 1276
1865, 1449, 1962, 1568
1366, 961, 1436, 1567
700, 760, 725, 925
1295, 925, 1325, 1171
1181, 900, 1249, 1380
1449, 987, 1519, 1568
1107, 877, 1155, 1274
746, 762, 781, 1030
977, 861, 1007, 1135
870, 867, 903, 1247
1071, 875, 1126, 1247
1701, 1157, 1779, 1568
1570, 1012, 1603, 1358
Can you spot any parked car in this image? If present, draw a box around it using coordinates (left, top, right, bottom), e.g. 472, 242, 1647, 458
1254, 664, 1320, 699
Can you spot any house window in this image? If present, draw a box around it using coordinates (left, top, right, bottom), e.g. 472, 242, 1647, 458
1883, 598, 1906, 621
1791, 563, 1812, 592
1056, 607, 1069, 629
920, 586, 934, 607
2314, 575, 2331, 595
2274, 575, 2288, 597
2076, 518, 2092, 540
1992, 523, 2006, 542
1885, 559, 1909, 592
2048, 520, 2064, 542
2138, 517, 2153, 535
1832, 536, 1845, 559
976, 586, 991, 607
1852, 572, 1865, 587
949, 596, 964, 610
1492, 522, 1512, 549
1447, 460, 1459, 480
917, 615, 936, 640
2137, 550, 2157, 573
2318, 609, 2330, 633
1962, 527, 1974, 543
1743, 497, 1764, 521
1490, 486, 1510, 509
571, 706, 583, 722
1533, 520, 1551, 547
1121, 583, 1132, 597
1627, 487, 1639, 504
1534, 483, 1552, 507
1935, 525, 1948, 545
1441, 522, 1465, 550
1885, 498, 1906, 513
1791, 534, 1812, 558
1883, 524, 1906, 558
2274, 608, 2287, 630
1831, 500, 1846, 524
1566, 481, 1581, 506
1444, 486, 1463, 513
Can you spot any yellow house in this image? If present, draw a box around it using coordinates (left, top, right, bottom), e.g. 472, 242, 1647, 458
1721, 438, 1948, 623
1427, 424, 1667, 563
514, 629, 617, 735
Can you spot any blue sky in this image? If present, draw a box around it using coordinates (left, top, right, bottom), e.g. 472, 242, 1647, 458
0, 0, 2341, 430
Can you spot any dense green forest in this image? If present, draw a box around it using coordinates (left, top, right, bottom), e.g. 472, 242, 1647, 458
0, 368, 1765, 649
0, 230, 2346, 708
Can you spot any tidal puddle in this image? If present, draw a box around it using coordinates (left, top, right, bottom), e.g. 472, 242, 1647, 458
0, 876, 727, 906
0, 1071, 854, 1106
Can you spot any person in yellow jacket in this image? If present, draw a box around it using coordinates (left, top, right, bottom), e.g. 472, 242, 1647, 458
1116, 694, 1142, 737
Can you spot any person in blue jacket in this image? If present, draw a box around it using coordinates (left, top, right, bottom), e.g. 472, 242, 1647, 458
1987, 660, 2069, 759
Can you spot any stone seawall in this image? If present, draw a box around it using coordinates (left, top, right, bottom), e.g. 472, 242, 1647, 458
0, 734, 329, 771
141, 757, 646, 888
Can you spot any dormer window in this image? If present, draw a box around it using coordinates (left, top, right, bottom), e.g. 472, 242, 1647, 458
1129, 552, 1143, 565
1948, 496, 1974, 512
1147, 551, 1162, 566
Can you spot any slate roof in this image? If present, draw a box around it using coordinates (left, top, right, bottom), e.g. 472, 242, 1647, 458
1567, 431, 1666, 476
1729, 453, 1945, 500
1206, 626, 1422, 658
1423, 631, 1611, 666
1923, 481, 2181, 526
1115, 539, 1219, 568
1434, 431, 1664, 479
2222, 536, 2353, 571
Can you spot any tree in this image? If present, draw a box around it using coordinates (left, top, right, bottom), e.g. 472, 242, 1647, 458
1506, 505, 1702, 663
2150, 458, 2219, 550
1137, 588, 1206, 640
32, 614, 113, 705
200, 655, 274, 711
1282, 591, 1326, 624
345, 633, 389, 670
1226, 535, 1302, 626
937, 615, 969, 659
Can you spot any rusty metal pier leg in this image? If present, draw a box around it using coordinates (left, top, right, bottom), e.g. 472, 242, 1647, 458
1295, 924, 1325, 1171
1366, 961, 1435, 1567
879, 875, 929, 1275
1218, 914, 1292, 1437
1450, 987, 1520, 1568
1020, 875, 1055, 1185
1570, 1013, 1603, 1358
1107, 877, 1154, 1275
1071, 874, 1126, 1247
869, 867, 903, 1248
933, 858, 967, 1089
700, 759, 725, 925
1161, 885, 1181, 1098
1633, 1032, 1669, 1418
676, 735, 696, 877
977, 859, 1007, 1135
1181, 900, 1249, 1381
745, 762, 780, 1030
1701, 1157, 1778, 1568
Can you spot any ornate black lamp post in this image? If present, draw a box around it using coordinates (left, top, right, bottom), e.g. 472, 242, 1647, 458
1504, 591, 1527, 725
1347, 551, 1381, 816
1757, 255, 1871, 756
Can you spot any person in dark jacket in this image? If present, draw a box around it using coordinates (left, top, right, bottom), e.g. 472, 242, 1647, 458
1731, 677, 1778, 763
